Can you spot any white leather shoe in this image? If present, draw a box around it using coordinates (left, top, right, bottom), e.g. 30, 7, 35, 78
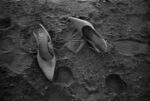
33, 24, 56, 81
68, 17, 108, 53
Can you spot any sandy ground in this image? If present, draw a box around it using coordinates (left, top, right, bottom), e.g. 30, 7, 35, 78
0, 0, 150, 101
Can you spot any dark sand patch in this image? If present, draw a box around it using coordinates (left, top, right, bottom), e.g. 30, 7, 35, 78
105, 74, 127, 94
54, 66, 74, 86
0, 16, 12, 31
113, 39, 149, 56
45, 84, 71, 101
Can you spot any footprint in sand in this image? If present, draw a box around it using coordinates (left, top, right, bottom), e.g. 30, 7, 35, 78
111, 96, 121, 101
54, 66, 74, 86
138, 93, 150, 101
105, 74, 127, 94
113, 39, 150, 56
0, 36, 14, 53
0, 16, 12, 31
45, 84, 71, 101
0, 36, 33, 74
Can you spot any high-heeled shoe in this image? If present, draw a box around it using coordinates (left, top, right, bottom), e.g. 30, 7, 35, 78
68, 17, 108, 53
33, 24, 56, 81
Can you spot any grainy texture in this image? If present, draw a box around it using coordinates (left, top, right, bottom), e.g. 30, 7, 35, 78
0, 0, 150, 101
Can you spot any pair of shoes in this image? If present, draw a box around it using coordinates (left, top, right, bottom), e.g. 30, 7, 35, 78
33, 17, 109, 81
